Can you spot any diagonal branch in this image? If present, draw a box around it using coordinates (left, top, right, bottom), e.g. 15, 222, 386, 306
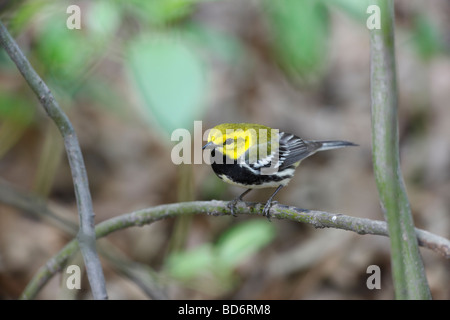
0, 20, 107, 299
0, 179, 167, 300
20, 201, 450, 299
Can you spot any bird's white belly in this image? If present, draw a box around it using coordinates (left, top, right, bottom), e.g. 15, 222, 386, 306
219, 174, 292, 189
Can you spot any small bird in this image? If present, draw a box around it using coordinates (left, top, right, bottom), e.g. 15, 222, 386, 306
202, 123, 357, 219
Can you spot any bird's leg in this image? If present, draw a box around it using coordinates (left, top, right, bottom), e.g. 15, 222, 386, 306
262, 185, 284, 221
228, 189, 252, 217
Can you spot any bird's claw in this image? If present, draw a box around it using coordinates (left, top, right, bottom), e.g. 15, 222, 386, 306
262, 200, 278, 222
227, 198, 240, 217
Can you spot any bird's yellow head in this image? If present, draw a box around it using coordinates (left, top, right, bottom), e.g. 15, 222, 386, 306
203, 123, 276, 160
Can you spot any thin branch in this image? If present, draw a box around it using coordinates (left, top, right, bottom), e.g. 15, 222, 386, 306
0, 178, 79, 234
0, 178, 168, 300
0, 20, 107, 299
370, 1, 431, 299
20, 201, 450, 299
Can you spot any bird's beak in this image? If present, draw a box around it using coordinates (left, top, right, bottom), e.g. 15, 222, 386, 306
202, 141, 215, 150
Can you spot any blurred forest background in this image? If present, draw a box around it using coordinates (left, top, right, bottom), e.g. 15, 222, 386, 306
0, 0, 449, 299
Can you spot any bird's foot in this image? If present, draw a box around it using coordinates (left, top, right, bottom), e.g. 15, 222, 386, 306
262, 200, 278, 222
227, 189, 252, 217
227, 197, 241, 217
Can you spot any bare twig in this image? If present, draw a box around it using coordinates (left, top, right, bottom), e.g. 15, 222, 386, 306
20, 201, 450, 299
0, 179, 168, 299
0, 20, 107, 299
0, 178, 79, 234
370, 1, 431, 299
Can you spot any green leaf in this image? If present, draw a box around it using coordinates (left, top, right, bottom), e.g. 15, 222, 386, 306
323, 0, 370, 22
35, 16, 93, 79
264, 0, 329, 79
86, 0, 121, 39
215, 220, 276, 268
0, 92, 34, 125
0, 92, 35, 157
165, 244, 214, 280
126, 35, 206, 136
126, 0, 195, 26
8, 0, 52, 33
186, 22, 246, 65
164, 220, 275, 285
127, 0, 222, 25
412, 14, 443, 60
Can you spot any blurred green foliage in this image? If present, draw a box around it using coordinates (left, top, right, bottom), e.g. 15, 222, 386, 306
165, 220, 275, 293
126, 0, 196, 26
324, 0, 370, 22
85, 1, 121, 38
215, 219, 275, 268
35, 16, 93, 79
0, 92, 33, 124
264, 0, 329, 79
412, 14, 444, 61
0, 91, 34, 157
127, 35, 206, 136
2, 0, 445, 140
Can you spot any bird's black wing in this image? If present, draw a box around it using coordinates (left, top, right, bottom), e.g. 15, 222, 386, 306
277, 132, 322, 169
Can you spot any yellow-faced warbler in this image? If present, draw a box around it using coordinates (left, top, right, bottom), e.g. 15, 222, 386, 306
202, 123, 357, 219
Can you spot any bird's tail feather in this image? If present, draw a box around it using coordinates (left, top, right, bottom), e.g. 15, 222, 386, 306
315, 140, 358, 151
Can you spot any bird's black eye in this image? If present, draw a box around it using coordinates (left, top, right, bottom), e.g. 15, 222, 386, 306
225, 138, 234, 145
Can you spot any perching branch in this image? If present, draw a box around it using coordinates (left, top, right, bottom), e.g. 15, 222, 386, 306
20, 201, 450, 299
0, 20, 107, 299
